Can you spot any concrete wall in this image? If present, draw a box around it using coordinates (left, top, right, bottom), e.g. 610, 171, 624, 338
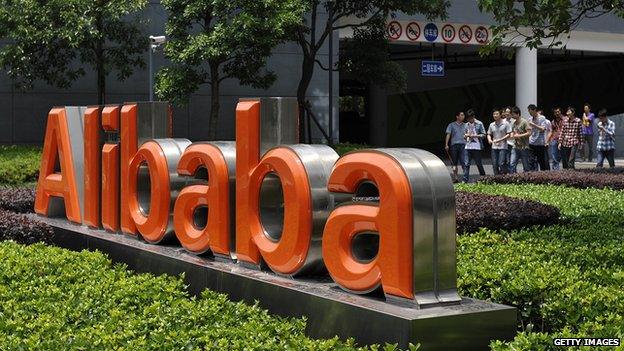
0, 0, 338, 144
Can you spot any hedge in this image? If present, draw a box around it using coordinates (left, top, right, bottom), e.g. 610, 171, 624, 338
480, 169, 624, 191
0, 145, 41, 185
0, 210, 53, 244
0, 241, 420, 350
456, 183, 624, 350
456, 191, 559, 234
579, 167, 624, 175
2, 186, 561, 235
334, 143, 370, 156
0, 187, 36, 213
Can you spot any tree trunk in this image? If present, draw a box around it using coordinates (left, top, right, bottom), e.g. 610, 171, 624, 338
297, 55, 315, 142
96, 14, 105, 105
208, 64, 220, 140
96, 49, 105, 105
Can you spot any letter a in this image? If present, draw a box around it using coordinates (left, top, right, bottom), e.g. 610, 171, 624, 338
35, 108, 82, 223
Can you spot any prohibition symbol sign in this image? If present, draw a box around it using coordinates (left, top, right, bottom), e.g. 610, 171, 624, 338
441, 24, 455, 42
459, 25, 472, 43
406, 22, 421, 41
387, 21, 402, 40
475, 26, 489, 44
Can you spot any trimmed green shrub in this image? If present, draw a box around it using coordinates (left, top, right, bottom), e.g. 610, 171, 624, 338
334, 142, 369, 156
0, 242, 419, 350
456, 183, 624, 350
0, 145, 41, 185
0, 186, 35, 213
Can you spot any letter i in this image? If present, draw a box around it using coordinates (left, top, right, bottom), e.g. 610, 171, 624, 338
101, 106, 121, 232
83, 107, 102, 228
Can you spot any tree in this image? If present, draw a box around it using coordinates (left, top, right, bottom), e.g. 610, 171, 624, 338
339, 16, 407, 93
478, 0, 624, 52
0, 0, 148, 104
155, 0, 305, 140
292, 0, 448, 142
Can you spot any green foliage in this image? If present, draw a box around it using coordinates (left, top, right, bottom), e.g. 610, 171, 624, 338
0, 146, 41, 185
156, 0, 304, 139
456, 183, 624, 350
156, 0, 304, 104
333, 142, 369, 156
477, 0, 624, 55
339, 18, 407, 92
0, 241, 418, 350
0, 0, 147, 102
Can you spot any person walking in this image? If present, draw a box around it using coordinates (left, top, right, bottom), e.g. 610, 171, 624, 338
596, 109, 616, 168
547, 107, 565, 170
581, 103, 595, 162
528, 104, 551, 171
487, 108, 511, 175
559, 107, 582, 169
445, 111, 467, 182
462, 110, 486, 182
509, 106, 532, 173
503, 107, 514, 170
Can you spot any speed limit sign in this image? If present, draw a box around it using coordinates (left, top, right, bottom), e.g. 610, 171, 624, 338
441, 24, 455, 42
475, 26, 489, 44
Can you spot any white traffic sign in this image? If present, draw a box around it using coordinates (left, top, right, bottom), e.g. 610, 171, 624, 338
441, 24, 456, 43
384, 20, 489, 46
387, 21, 402, 40
406, 22, 421, 41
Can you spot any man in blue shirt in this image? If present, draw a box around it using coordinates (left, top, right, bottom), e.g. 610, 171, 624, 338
581, 103, 595, 162
445, 111, 467, 182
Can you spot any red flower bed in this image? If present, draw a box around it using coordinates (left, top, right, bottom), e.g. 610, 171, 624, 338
480, 170, 624, 191
0, 186, 557, 237
0, 210, 53, 244
577, 167, 624, 175
0, 187, 35, 213
456, 191, 560, 234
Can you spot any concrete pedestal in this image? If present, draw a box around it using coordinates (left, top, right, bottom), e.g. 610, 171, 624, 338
41, 217, 517, 350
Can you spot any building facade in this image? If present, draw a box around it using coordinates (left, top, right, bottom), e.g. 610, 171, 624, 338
0, 0, 339, 145
338, 2, 624, 157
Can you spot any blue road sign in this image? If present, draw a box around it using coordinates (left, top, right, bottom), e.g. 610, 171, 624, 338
424, 23, 438, 42
421, 60, 445, 77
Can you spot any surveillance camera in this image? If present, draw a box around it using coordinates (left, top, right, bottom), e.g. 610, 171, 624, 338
149, 36, 166, 45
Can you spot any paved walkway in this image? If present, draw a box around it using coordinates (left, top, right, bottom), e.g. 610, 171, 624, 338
445, 158, 624, 183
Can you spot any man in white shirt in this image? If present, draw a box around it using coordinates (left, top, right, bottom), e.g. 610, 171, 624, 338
528, 104, 551, 171
462, 109, 486, 182
487, 108, 512, 175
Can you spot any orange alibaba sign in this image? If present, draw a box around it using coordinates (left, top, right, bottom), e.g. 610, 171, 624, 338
35, 98, 460, 307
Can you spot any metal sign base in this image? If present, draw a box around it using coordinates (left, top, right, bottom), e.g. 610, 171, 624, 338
41, 216, 516, 350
